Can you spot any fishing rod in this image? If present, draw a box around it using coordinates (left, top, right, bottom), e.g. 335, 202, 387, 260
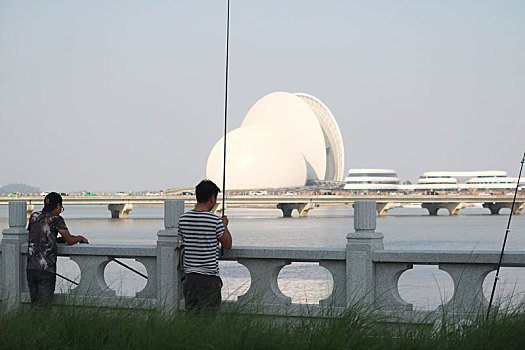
111, 258, 148, 279
220, 0, 231, 256
487, 152, 525, 319
221, 0, 231, 214
54, 257, 148, 287
56, 272, 79, 286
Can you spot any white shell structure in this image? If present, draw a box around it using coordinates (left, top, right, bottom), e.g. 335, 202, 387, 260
294, 93, 345, 182
206, 126, 307, 189
206, 91, 345, 190
241, 92, 327, 180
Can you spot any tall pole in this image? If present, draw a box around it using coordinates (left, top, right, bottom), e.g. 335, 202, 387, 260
220, 0, 231, 257
222, 0, 231, 216
487, 152, 525, 319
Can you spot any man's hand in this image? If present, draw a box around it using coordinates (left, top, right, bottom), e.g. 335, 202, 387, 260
58, 229, 89, 245
218, 216, 232, 249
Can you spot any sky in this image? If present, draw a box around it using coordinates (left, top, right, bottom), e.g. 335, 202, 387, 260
1, 0, 524, 192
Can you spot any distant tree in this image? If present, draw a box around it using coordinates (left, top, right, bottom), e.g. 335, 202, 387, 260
0, 183, 40, 195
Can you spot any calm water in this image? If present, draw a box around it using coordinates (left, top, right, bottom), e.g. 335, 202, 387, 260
1, 205, 524, 309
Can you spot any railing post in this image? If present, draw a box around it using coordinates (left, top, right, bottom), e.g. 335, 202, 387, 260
346, 200, 384, 307
156, 200, 184, 310
1, 202, 29, 312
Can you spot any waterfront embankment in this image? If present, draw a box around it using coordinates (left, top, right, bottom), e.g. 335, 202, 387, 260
1, 203, 525, 311
2, 200, 525, 325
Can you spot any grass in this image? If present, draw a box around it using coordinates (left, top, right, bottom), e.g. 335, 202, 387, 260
1, 303, 525, 349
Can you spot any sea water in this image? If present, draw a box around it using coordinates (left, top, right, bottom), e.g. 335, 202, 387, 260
1, 205, 524, 309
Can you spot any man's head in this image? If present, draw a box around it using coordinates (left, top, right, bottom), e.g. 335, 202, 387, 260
196, 180, 220, 204
43, 192, 63, 213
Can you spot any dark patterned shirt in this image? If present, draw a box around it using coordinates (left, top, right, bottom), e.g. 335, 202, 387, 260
27, 211, 68, 273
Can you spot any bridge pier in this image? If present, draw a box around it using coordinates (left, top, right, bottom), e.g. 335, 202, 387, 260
482, 202, 525, 215
376, 202, 396, 216
277, 202, 315, 217
443, 203, 466, 215
421, 203, 466, 216
483, 202, 508, 215
421, 203, 439, 216
26, 204, 34, 221
517, 202, 525, 215
108, 204, 133, 219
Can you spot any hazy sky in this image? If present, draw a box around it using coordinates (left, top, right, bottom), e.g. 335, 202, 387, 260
1, 0, 524, 192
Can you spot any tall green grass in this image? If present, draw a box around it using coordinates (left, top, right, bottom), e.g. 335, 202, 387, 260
1, 303, 524, 349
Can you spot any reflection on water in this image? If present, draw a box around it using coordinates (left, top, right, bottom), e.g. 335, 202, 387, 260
1, 205, 524, 308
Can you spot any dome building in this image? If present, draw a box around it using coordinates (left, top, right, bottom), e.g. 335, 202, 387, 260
206, 92, 345, 190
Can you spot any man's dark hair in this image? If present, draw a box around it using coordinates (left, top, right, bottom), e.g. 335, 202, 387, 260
195, 180, 220, 203
43, 192, 63, 212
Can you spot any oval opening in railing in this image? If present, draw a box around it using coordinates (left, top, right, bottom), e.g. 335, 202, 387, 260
219, 261, 251, 301
483, 267, 525, 309
56, 257, 81, 293
398, 265, 454, 310
104, 258, 148, 297
278, 262, 334, 304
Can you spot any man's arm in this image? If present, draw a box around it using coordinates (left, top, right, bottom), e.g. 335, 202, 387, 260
218, 216, 232, 249
218, 228, 232, 249
58, 229, 89, 245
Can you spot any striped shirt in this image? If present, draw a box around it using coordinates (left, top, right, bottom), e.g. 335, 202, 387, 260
178, 210, 225, 276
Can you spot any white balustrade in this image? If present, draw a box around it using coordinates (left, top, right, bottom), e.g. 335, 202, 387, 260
374, 262, 413, 312
2, 200, 525, 323
439, 263, 493, 315
69, 255, 115, 297
237, 258, 291, 305
318, 260, 346, 307
1, 202, 29, 312
135, 256, 157, 299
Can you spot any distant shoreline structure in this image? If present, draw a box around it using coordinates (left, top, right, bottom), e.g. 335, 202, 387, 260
344, 169, 524, 194
2, 168, 523, 197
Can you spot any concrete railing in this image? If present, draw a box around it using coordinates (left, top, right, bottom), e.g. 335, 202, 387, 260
2, 200, 525, 322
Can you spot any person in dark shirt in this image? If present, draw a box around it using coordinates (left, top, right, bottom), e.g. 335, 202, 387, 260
27, 192, 89, 305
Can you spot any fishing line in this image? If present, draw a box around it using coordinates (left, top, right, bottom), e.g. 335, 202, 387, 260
487, 152, 525, 319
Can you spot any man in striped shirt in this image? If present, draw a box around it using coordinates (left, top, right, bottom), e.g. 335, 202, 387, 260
178, 180, 232, 311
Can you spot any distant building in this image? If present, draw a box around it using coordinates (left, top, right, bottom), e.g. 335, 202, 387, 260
342, 169, 524, 193
206, 92, 345, 190
412, 171, 524, 192
344, 169, 400, 192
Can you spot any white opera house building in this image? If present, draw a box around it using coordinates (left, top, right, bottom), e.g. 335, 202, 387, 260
206, 92, 345, 190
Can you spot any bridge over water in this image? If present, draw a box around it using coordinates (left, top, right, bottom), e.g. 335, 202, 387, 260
1, 194, 524, 218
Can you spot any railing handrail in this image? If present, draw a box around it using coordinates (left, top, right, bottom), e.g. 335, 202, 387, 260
373, 249, 525, 265
18, 243, 157, 257
220, 246, 346, 261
